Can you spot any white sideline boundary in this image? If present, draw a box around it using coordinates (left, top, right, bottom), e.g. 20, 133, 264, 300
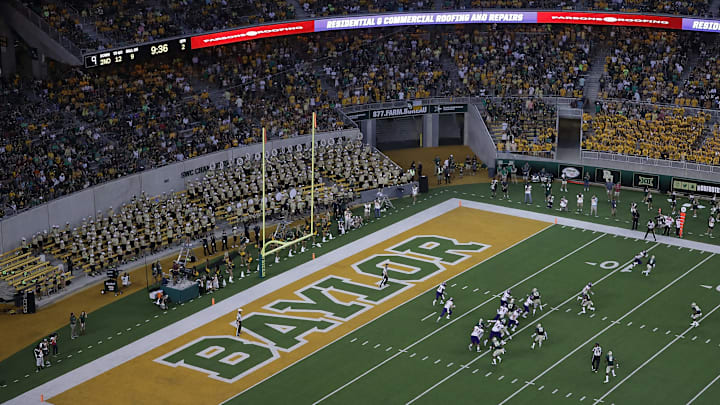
7, 198, 720, 405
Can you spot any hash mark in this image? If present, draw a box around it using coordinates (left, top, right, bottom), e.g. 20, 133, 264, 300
374, 344, 381, 349
498, 375, 505, 381
462, 286, 468, 290
666, 330, 672, 335
473, 288, 479, 292
451, 283, 457, 287
538, 385, 545, 391
410, 353, 416, 358
653, 328, 658, 332
434, 359, 441, 364
385, 347, 392, 352
589, 313, 596, 318
473, 369, 479, 374
484, 290, 491, 295
350, 338, 357, 343
640, 325, 645, 329
627, 322, 633, 326
422, 356, 429, 361
362, 340, 368, 346
566, 393, 573, 398
692, 336, 698, 341
485, 372, 493, 377
602, 317, 608, 321
706, 339, 711, 344
447, 362, 454, 368
552, 388, 558, 394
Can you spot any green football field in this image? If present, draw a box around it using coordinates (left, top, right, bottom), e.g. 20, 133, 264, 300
230, 225, 720, 405
2, 180, 720, 404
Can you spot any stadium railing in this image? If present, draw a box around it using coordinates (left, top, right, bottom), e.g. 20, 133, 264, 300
581, 151, 720, 175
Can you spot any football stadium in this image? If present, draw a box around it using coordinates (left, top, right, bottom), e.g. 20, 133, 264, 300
2, 1, 720, 404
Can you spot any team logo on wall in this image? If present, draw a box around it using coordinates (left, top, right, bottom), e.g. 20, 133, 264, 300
633, 173, 659, 189
559, 164, 582, 179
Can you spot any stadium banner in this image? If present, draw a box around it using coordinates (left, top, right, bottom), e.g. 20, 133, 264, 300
344, 111, 370, 121
683, 18, 720, 33
671, 177, 720, 196
314, 11, 536, 31
558, 164, 583, 180
633, 173, 660, 190
594, 168, 621, 184
345, 104, 468, 121
191, 21, 315, 48
537, 11, 683, 29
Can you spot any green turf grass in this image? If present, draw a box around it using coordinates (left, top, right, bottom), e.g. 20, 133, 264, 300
1, 179, 718, 402
230, 228, 719, 405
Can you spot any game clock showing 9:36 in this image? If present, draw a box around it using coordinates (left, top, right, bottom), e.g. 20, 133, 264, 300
83, 37, 190, 68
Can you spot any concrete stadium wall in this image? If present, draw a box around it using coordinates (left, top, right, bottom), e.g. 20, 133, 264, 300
0, 129, 361, 253
464, 104, 498, 173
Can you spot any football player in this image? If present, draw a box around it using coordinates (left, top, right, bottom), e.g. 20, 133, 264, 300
437, 297, 455, 322
501, 289, 512, 307
604, 351, 619, 383
489, 318, 504, 342
641, 255, 656, 276
491, 337, 506, 365
432, 282, 447, 306
522, 294, 533, 318
629, 250, 648, 269
578, 282, 594, 301
494, 304, 509, 322
508, 308, 521, 332
468, 321, 485, 352
531, 323, 548, 349
531, 288, 543, 315
579, 294, 595, 314
691, 302, 702, 327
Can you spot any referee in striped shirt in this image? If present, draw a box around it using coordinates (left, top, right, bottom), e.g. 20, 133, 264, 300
591, 343, 602, 372
236, 308, 242, 336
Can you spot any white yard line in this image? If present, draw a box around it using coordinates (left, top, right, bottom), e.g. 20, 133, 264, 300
686, 372, 720, 405
594, 302, 720, 404
404, 244, 657, 405
498, 253, 715, 405
313, 233, 607, 404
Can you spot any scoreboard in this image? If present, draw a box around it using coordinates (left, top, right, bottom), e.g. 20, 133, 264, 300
83, 37, 190, 68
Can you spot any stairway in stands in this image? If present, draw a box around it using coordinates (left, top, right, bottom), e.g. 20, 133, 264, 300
583, 44, 609, 107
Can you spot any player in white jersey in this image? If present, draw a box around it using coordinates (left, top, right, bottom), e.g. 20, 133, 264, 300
579, 294, 595, 314
468, 322, 484, 352
531, 323, 548, 349
629, 250, 648, 269
494, 305, 509, 322
580, 282, 594, 297
437, 298, 455, 322
433, 282, 447, 306
604, 351, 619, 383
690, 302, 702, 327
508, 308, 521, 332
531, 288, 543, 314
522, 295, 533, 318
489, 319, 504, 342
591, 343, 602, 372
501, 289, 512, 307
641, 255, 656, 276
491, 337, 506, 365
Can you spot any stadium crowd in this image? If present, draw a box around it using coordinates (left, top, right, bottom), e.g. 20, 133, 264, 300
3, 25, 720, 218
582, 101, 713, 163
